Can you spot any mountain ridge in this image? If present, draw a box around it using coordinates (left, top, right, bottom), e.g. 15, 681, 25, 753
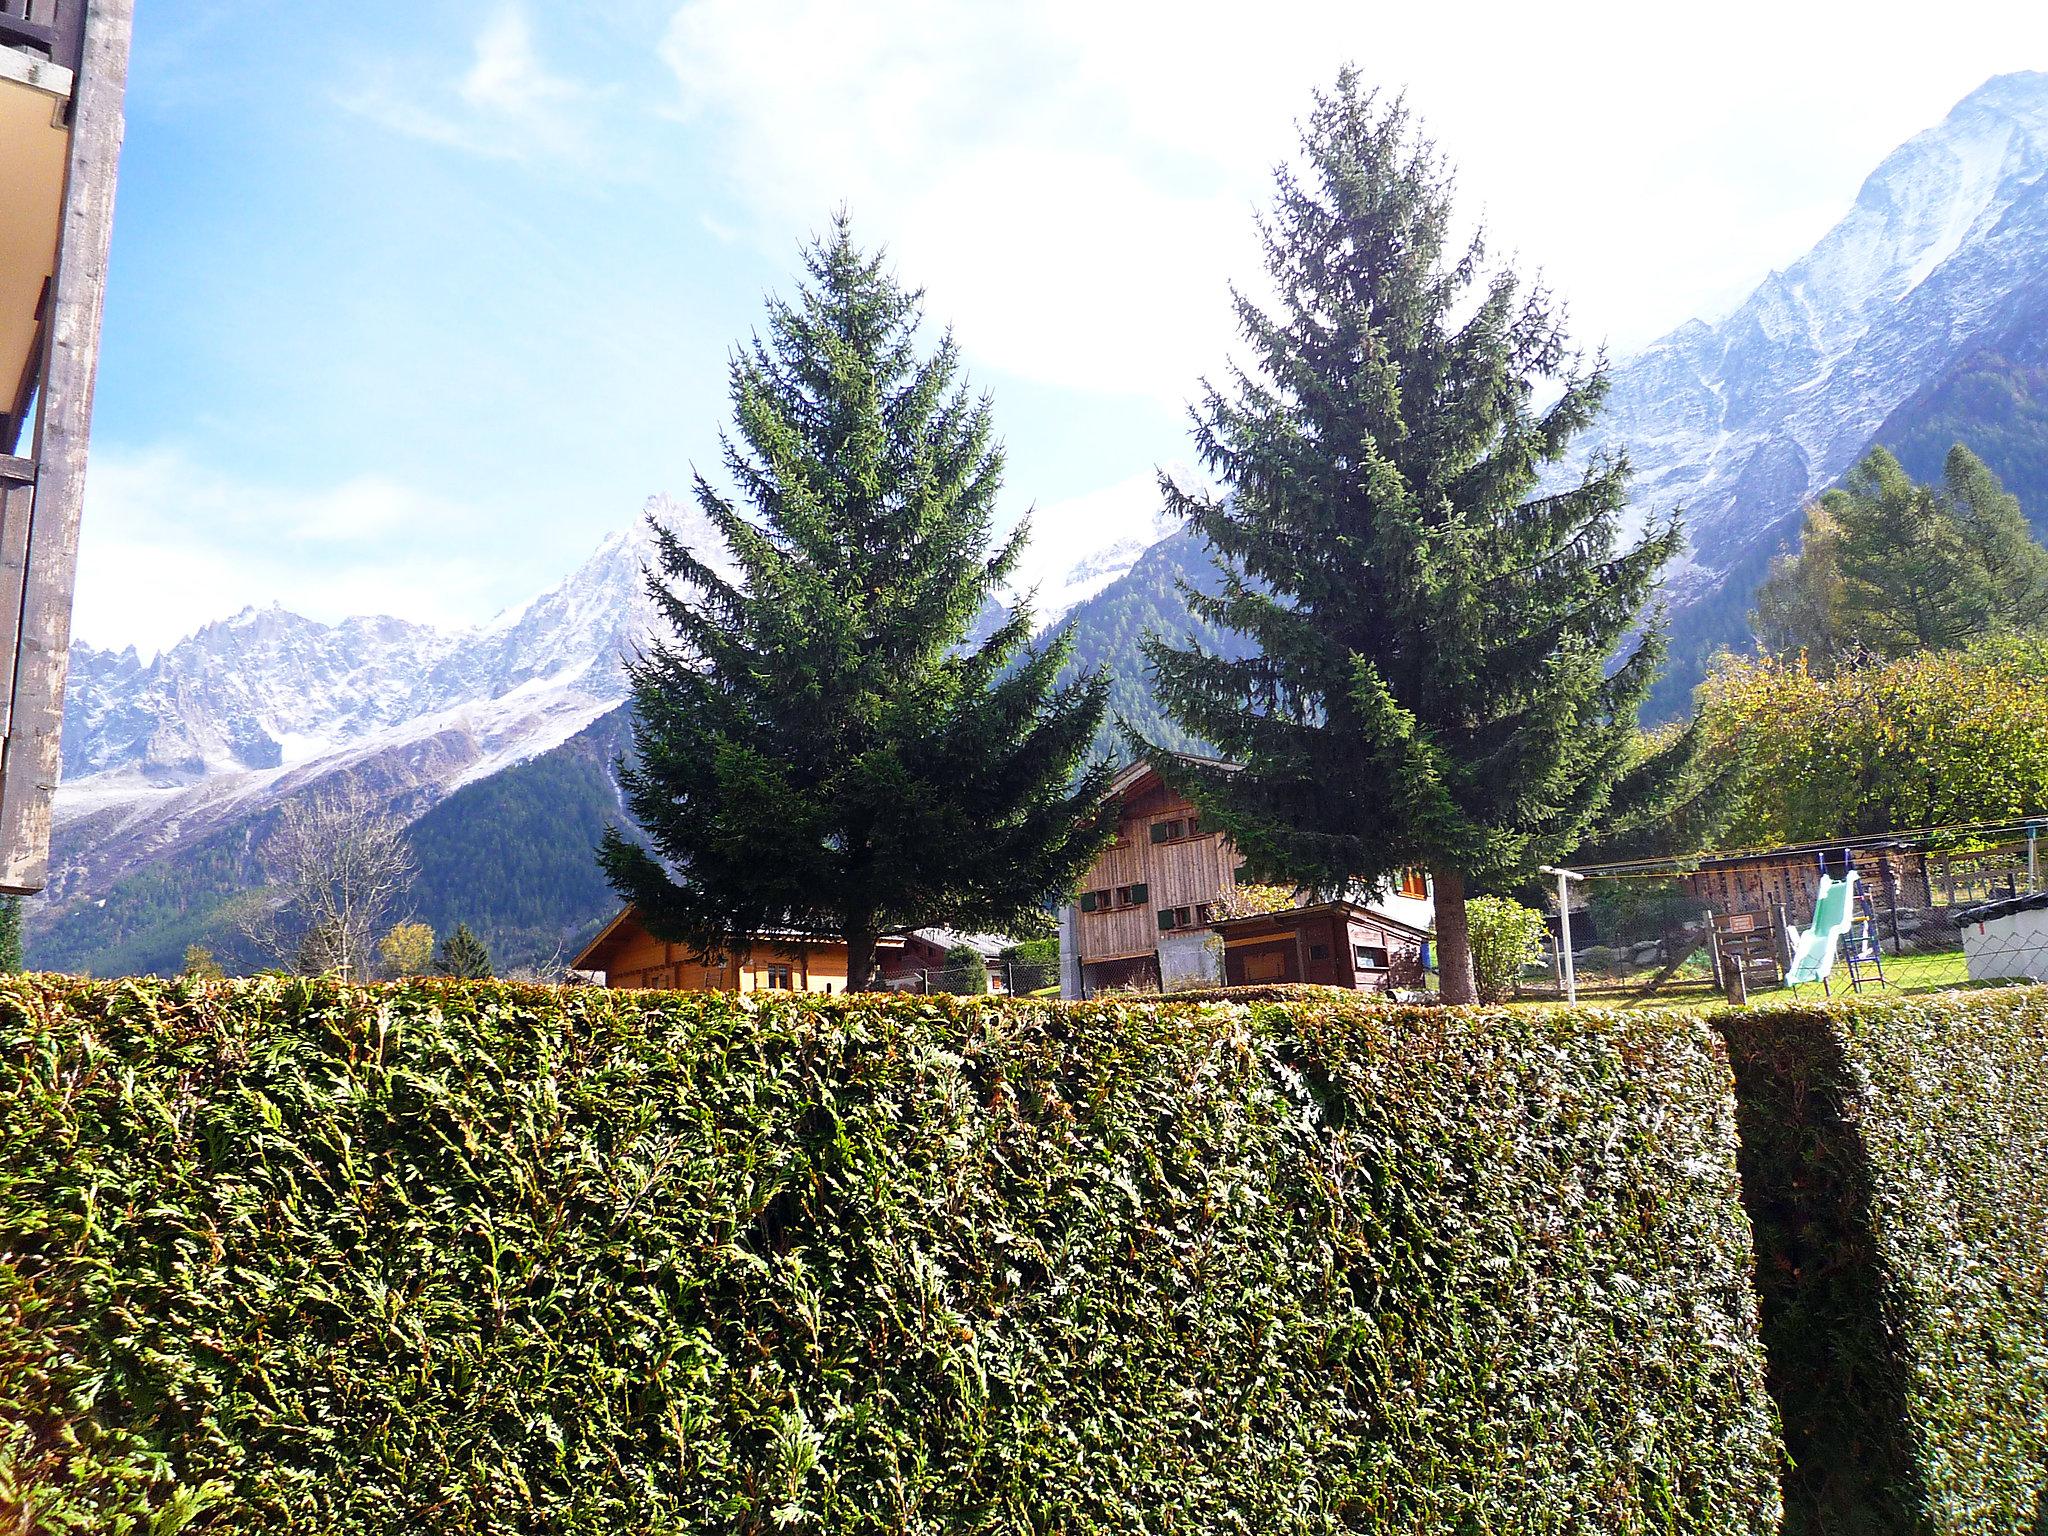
30, 71, 2048, 969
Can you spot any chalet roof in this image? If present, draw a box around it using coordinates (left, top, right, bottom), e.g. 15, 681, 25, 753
572, 905, 913, 972
1103, 752, 1239, 803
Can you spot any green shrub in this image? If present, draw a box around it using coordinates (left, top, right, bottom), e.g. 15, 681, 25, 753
1465, 894, 1550, 1002
935, 942, 989, 995
0, 978, 1780, 1532
1720, 989, 2048, 1534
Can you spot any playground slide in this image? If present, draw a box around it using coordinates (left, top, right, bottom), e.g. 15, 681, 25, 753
1785, 870, 1859, 987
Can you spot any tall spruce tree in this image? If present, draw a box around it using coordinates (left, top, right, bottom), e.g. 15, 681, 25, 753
601, 218, 1113, 989
1144, 75, 1680, 1004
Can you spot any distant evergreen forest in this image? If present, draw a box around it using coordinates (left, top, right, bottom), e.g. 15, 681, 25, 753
1047, 525, 1251, 762
407, 706, 632, 967
1641, 324, 2048, 720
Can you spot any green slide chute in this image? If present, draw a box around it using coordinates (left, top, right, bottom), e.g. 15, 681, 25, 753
1786, 868, 1859, 987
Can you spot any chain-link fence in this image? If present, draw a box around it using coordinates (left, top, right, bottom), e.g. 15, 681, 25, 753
882, 957, 1064, 997
1519, 828, 2048, 1007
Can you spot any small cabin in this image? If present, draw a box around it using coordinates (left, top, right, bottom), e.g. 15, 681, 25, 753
1682, 842, 1925, 922
572, 906, 946, 993
1213, 900, 1429, 992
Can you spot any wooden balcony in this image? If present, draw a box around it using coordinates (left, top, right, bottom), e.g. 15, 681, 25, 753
0, 0, 85, 75
1, 0, 80, 455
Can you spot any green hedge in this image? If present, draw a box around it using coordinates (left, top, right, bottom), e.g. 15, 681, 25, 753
0, 978, 1780, 1532
1721, 990, 2048, 1534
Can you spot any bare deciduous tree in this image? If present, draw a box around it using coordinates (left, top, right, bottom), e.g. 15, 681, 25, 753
243, 783, 418, 980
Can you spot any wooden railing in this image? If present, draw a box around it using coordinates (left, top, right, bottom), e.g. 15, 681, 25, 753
0, 0, 84, 76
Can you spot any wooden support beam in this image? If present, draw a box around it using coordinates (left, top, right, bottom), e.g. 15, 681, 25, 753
0, 0, 129, 893
0, 480, 32, 738
0, 454, 34, 486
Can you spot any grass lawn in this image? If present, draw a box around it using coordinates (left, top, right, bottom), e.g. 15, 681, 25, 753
1510, 947, 1988, 1012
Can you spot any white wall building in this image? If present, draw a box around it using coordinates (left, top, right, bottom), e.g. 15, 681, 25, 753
1956, 893, 2048, 983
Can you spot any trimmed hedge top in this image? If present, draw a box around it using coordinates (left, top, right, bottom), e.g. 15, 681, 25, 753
0, 978, 1780, 1533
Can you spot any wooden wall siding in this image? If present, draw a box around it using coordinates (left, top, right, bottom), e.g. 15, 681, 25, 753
595, 923, 852, 993
1073, 780, 1241, 964
1226, 940, 1296, 985
1344, 914, 1424, 993
1684, 850, 1927, 920
0, 0, 130, 892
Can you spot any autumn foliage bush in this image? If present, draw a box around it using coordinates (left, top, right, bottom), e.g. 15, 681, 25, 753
0, 977, 1782, 1533
1702, 648, 2048, 845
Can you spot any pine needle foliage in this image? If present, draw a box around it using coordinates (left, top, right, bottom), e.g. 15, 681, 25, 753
434, 922, 494, 980
601, 217, 1113, 988
1755, 444, 2048, 669
1142, 73, 1680, 1002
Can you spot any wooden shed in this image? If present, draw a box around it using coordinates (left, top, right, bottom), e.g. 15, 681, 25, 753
1682, 841, 1925, 923
1213, 900, 1429, 993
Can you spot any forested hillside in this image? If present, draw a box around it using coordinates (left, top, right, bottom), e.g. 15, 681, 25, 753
407, 707, 633, 967
1048, 525, 1249, 761
1874, 307, 2048, 531
1641, 306, 2048, 722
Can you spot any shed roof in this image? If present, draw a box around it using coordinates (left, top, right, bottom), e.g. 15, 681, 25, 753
1953, 891, 2048, 927
1211, 898, 1433, 945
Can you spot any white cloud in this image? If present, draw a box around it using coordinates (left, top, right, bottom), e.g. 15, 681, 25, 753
73, 447, 504, 656
340, 5, 612, 168
658, 0, 2048, 402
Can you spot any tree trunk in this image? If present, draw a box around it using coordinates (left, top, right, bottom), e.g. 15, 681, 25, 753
844, 924, 878, 994
1433, 867, 1478, 1006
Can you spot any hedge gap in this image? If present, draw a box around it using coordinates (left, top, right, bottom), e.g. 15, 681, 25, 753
0, 977, 1781, 1533
1721, 990, 2048, 1535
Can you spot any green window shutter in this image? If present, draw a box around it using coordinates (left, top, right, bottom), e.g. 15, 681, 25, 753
1158, 908, 1178, 931
1131, 882, 1149, 904
1150, 823, 1169, 844
1079, 892, 1097, 913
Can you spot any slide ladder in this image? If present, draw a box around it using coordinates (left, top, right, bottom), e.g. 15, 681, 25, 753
1785, 868, 1860, 990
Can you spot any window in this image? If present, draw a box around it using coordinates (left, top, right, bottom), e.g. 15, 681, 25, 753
1111, 883, 1150, 909
763, 964, 794, 990
1355, 944, 1389, 971
1308, 943, 1329, 960
1078, 888, 1114, 914
1158, 905, 1199, 931
1397, 868, 1429, 899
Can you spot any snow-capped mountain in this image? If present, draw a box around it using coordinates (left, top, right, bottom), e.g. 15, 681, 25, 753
1595, 70, 2048, 603
62, 501, 687, 789
40, 497, 711, 920
38, 485, 1171, 930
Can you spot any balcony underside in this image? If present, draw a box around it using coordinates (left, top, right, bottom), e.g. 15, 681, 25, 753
0, 50, 70, 448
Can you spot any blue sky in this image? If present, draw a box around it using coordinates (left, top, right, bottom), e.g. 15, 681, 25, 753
75, 0, 2048, 654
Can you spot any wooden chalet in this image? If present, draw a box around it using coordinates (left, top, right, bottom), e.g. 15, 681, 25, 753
2, 0, 132, 892
1060, 758, 1435, 997
572, 905, 947, 993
